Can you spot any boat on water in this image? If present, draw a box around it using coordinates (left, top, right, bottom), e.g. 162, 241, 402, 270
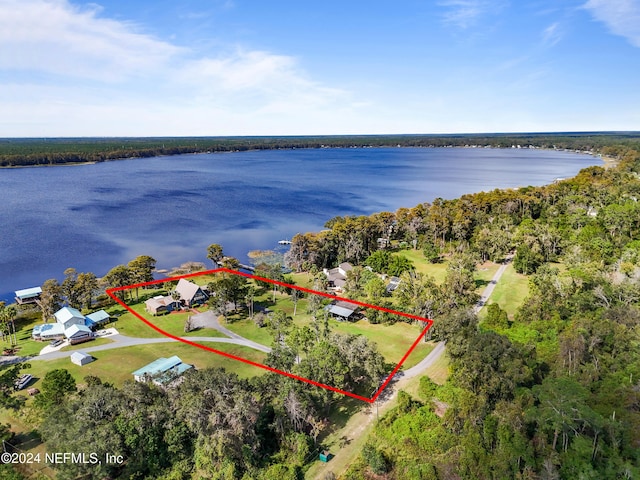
278, 239, 292, 245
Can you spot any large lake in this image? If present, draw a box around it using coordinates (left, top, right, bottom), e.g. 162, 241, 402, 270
0, 147, 598, 301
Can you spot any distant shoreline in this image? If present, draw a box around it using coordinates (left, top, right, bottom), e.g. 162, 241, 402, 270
0, 143, 608, 170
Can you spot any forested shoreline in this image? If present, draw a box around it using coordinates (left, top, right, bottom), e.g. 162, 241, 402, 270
0, 132, 638, 167
1, 138, 640, 479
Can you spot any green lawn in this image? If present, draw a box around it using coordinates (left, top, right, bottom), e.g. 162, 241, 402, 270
481, 264, 530, 318
224, 291, 434, 368
474, 261, 501, 292
19, 342, 267, 390
395, 249, 449, 283
109, 301, 225, 339
327, 318, 434, 368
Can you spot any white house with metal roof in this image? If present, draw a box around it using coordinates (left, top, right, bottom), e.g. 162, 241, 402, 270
65, 324, 93, 345
32, 307, 108, 341
35, 323, 66, 341
54, 307, 86, 330
85, 310, 111, 328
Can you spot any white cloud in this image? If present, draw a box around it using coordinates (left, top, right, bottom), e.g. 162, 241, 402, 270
438, 0, 506, 29
0, 0, 183, 81
583, 0, 640, 47
0, 0, 361, 136
541, 22, 562, 46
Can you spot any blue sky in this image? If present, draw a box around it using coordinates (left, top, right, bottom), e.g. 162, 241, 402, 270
1, 0, 639, 136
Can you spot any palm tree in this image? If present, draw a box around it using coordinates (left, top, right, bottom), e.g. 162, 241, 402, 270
171, 290, 182, 311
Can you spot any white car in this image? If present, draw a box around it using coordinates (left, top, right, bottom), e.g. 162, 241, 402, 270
14, 374, 33, 391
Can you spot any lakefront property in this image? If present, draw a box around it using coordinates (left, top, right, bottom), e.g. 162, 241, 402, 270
31, 306, 110, 344
145, 278, 209, 315
1, 134, 639, 480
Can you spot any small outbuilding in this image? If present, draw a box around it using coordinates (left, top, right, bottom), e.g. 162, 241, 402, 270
326, 300, 360, 321
70, 351, 94, 366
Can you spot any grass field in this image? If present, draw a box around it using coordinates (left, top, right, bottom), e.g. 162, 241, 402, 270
480, 264, 530, 318
108, 301, 225, 339
19, 342, 267, 391
395, 249, 449, 283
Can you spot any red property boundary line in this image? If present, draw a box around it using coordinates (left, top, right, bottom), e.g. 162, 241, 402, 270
106, 268, 433, 403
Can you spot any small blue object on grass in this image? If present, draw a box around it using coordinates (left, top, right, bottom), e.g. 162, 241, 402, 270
319, 451, 333, 462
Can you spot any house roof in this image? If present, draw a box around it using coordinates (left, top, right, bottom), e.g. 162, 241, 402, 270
15, 287, 42, 299
70, 351, 92, 362
145, 296, 176, 311
38, 323, 65, 337
154, 363, 193, 384
85, 310, 110, 327
325, 267, 345, 282
86, 310, 109, 323
339, 262, 353, 272
132, 355, 184, 378
326, 300, 359, 318
65, 324, 92, 338
54, 307, 85, 325
175, 279, 202, 301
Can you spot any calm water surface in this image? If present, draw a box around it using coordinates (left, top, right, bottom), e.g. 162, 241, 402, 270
0, 147, 598, 301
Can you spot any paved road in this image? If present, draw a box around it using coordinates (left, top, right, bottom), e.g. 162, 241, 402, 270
30, 333, 272, 362
474, 254, 513, 314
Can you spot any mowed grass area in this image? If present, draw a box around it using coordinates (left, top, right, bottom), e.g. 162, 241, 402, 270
480, 264, 530, 318
108, 301, 225, 339
326, 319, 434, 369
224, 292, 435, 368
395, 249, 449, 283
394, 249, 501, 293
18, 342, 267, 391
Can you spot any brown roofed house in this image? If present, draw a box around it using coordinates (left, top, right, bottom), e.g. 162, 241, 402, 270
174, 279, 209, 307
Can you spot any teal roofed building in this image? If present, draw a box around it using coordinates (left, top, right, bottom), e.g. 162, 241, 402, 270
85, 310, 110, 329
132, 356, 193, 385
15, 286, 42, 305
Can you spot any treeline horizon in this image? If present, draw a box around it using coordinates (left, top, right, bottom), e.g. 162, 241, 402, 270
1, 131, 639, 167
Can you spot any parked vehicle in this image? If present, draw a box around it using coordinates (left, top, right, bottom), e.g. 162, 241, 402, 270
50, 339, 64, 347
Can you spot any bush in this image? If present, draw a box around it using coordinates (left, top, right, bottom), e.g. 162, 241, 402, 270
361, 444, 388, 474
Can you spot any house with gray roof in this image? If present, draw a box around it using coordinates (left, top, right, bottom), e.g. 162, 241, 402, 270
145, 295, 181, 315
322, 262, 354, 291
325, 300, 360, 321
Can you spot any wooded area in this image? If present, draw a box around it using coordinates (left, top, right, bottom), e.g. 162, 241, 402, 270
1, 132, 638, 167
